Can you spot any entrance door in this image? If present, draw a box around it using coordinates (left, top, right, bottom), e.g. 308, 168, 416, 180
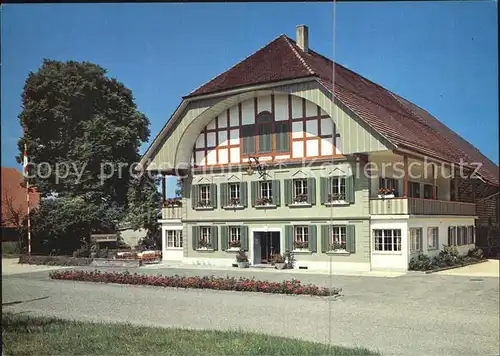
255, 231, 280, 264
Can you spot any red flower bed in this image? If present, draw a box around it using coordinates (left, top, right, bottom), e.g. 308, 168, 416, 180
49, 270, 341, 297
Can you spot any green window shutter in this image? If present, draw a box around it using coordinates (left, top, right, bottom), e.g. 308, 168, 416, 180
272, 180, 281, 206
211, 184, 217, 208
251, 181, 258, 207
346, 225, 356, 253
472, 225, 476, 244
211, 226, 218, 250
320, 177, 329, 205
346, 175, 355, 203
308, 225, 317, 252
307, 178, 316, 205
275, 122, 290, 152
285, 225, 293, 252
192, 226, 199, 250
241, 225, 249, 251
191, 185, 198, 209
220, 183, 228, 207
284, 179, 292, 206
221, 226, 228, 251
259, 124, 273, 153
448, 226, 452, 246
321, 225, 330, 253
241, 125, 255, 155
240, 182, 248, 207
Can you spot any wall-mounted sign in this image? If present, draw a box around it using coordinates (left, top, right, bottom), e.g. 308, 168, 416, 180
91, 234, 117, 242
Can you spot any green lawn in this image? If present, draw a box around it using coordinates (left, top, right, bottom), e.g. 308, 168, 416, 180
2, 312, 378, 356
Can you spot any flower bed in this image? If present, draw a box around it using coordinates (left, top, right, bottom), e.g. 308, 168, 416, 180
19, 254, 93, 266
49, 270, 341, 297
409, 247, 485, 271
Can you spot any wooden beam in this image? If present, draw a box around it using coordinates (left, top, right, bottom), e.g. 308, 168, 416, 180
161, 174, 166, 206
432, 163, 437, 199
403, 155, 409, 197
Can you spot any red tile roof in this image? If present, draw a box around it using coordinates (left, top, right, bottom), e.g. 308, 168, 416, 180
186, 35, 498, 185
1, 167, 40, 228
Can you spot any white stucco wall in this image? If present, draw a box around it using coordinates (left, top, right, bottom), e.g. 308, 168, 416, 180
370, 219, 409, 271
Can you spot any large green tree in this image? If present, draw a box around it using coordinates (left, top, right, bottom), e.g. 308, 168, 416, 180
17, 59, 150, 205
16, 59, 160, 252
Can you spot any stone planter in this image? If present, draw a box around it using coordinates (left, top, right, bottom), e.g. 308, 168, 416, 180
237, 262, 250, 268
275, 263, 286, 270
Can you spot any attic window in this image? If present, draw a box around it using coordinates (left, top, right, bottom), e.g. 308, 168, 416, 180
241, 111, 290, 156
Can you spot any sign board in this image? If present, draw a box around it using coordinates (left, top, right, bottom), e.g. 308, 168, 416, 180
91, 234, 117, 242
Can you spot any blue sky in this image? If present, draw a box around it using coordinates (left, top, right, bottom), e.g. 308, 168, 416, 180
2, 2, 498, 197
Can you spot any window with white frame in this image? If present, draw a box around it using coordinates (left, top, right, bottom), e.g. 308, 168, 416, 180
448, 226, 472, 246
410, 228, 423, 252
199, 226, 211, 248
330, 177, 346, 201
228, 183, 240, 205
374, 229, 402, 252
166, 230, 183, 248
294, 226, 309, 249
331, 225, 347, 250
448, 227, 457, 246
467, 226, 474, 244
199, 185, 210, 204
293, 179, 308, 203
427, 227, 439, 250
228, 226, 241, 248
260, 181, 273, 200
457, 226, 463, 245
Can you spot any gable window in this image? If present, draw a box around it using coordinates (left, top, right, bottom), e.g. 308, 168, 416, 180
293, 179, 308, 203
378, 177, 397, 197
374, 229, 402, 252
228, 227, 241, 248
275, 121, 290, 152
427, 227, 439, 250
241, 125, 256, 155
294, 226, 309, 249
257, 112, 273, 154
330, 177, 346, 201
408, 181, 420, 198
241, 112, 290, 157
409, 228, 423, 252
167, 230, 183, 249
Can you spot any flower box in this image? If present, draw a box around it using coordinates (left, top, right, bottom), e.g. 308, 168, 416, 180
378, 194, 395, 199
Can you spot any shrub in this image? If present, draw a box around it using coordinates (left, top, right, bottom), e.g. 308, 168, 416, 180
18, 254, 93, 266
467, 247, 484, 260
409, 254, 433, 271
2, 241, 20, 256
235, 249, 249, 263
49, 270, 341, 297
271, 253, 285, 264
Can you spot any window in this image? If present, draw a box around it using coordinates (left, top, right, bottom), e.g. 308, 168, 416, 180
257, 112, 273, 153
294, 226, 309, 249
199, 227, 211, 248
330, 177, 346, 201
293, 179, 308, 203
448, 227, 457, 246
228, 227, 241, 248
241, 112, 291, 156
199, 185, 210, 204
457, 226, 463, 245
450, 180, 456, 201
408, 182, 420, 198
427, 227, 439, 250
424, 184, 434, 199
260, 181, 272, 199
410, 228, 423, 252
241, 125, 256, 155
275, 121, 290, 152
331, 226, 346, 250
466, 226, 474, 244
229, 183, 240, 200
167, 230, 183, 248
374, 229, 402, 252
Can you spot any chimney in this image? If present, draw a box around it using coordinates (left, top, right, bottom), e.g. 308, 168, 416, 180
296, 25, 309, 53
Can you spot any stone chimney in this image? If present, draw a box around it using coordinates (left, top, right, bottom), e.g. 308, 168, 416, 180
296, 25, 309, 53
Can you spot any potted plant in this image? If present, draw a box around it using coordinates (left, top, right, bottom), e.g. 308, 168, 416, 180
228, 197, 241, 207
284, 251, 295, 269
293, 194, 308, 204
328, 193, 345, 202
228, 240, 241, 249
164, 198, 182, 208
272, 253, 286, 270
198, 238, 212, 249
196, 200, 212, 208
293, 240, 309, 250
330, 241, 346, 251
378, 187, 395, 199
256, 197, 273, 206
236, 249, 250, 268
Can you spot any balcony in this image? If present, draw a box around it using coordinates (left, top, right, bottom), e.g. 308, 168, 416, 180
161, 206, 182, 220
370, 198, 475, 216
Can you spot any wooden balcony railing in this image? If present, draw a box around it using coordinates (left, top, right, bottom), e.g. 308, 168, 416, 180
370, 198, 475, 216
161, 206, 182, 220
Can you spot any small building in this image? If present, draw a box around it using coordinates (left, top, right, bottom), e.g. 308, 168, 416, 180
141, 25, 499, 272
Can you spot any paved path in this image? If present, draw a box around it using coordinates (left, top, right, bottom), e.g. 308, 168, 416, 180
436, 259, 499, 277
2, 268, 499, 356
